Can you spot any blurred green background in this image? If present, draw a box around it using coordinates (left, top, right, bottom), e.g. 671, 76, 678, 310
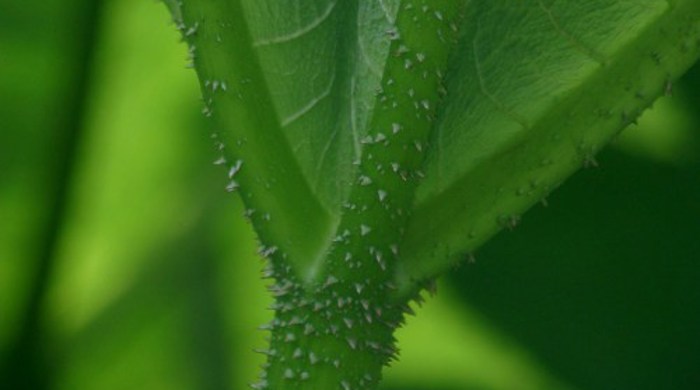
1, 1, 699, 389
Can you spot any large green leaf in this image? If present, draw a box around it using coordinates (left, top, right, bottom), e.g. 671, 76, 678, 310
397, 0, 700, 289
168, 0, 700, 292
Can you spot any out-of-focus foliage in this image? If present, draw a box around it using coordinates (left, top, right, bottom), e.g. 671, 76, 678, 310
1, 1, 698, 389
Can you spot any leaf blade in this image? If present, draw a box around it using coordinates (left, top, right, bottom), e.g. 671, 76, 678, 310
395, 0, 700, 292
240, 0, 397, 212
173, 0, 340, 271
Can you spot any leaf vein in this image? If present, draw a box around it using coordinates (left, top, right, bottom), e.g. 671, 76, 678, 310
252, 0, 338, 47
357, 33, 383, 78
280, 72, 336, 127
472, 21, 530, 129
349, 76, 361, 161
378, 0, 396, 25
537, 0, 607, 65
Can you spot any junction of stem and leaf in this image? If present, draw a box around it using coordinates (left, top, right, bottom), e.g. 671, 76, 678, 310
166, 0, 468, 387
164, 0, 700, 388
251, 2, 465, 388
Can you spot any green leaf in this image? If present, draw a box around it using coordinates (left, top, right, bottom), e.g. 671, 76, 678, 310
396, 0, 700, 291
169, 0, 700, 290
241, 1, 396, 212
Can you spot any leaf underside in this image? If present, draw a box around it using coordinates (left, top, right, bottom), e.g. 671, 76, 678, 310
169, 0, 700, 294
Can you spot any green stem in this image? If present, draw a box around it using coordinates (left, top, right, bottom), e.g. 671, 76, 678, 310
257, 265, 403, 389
